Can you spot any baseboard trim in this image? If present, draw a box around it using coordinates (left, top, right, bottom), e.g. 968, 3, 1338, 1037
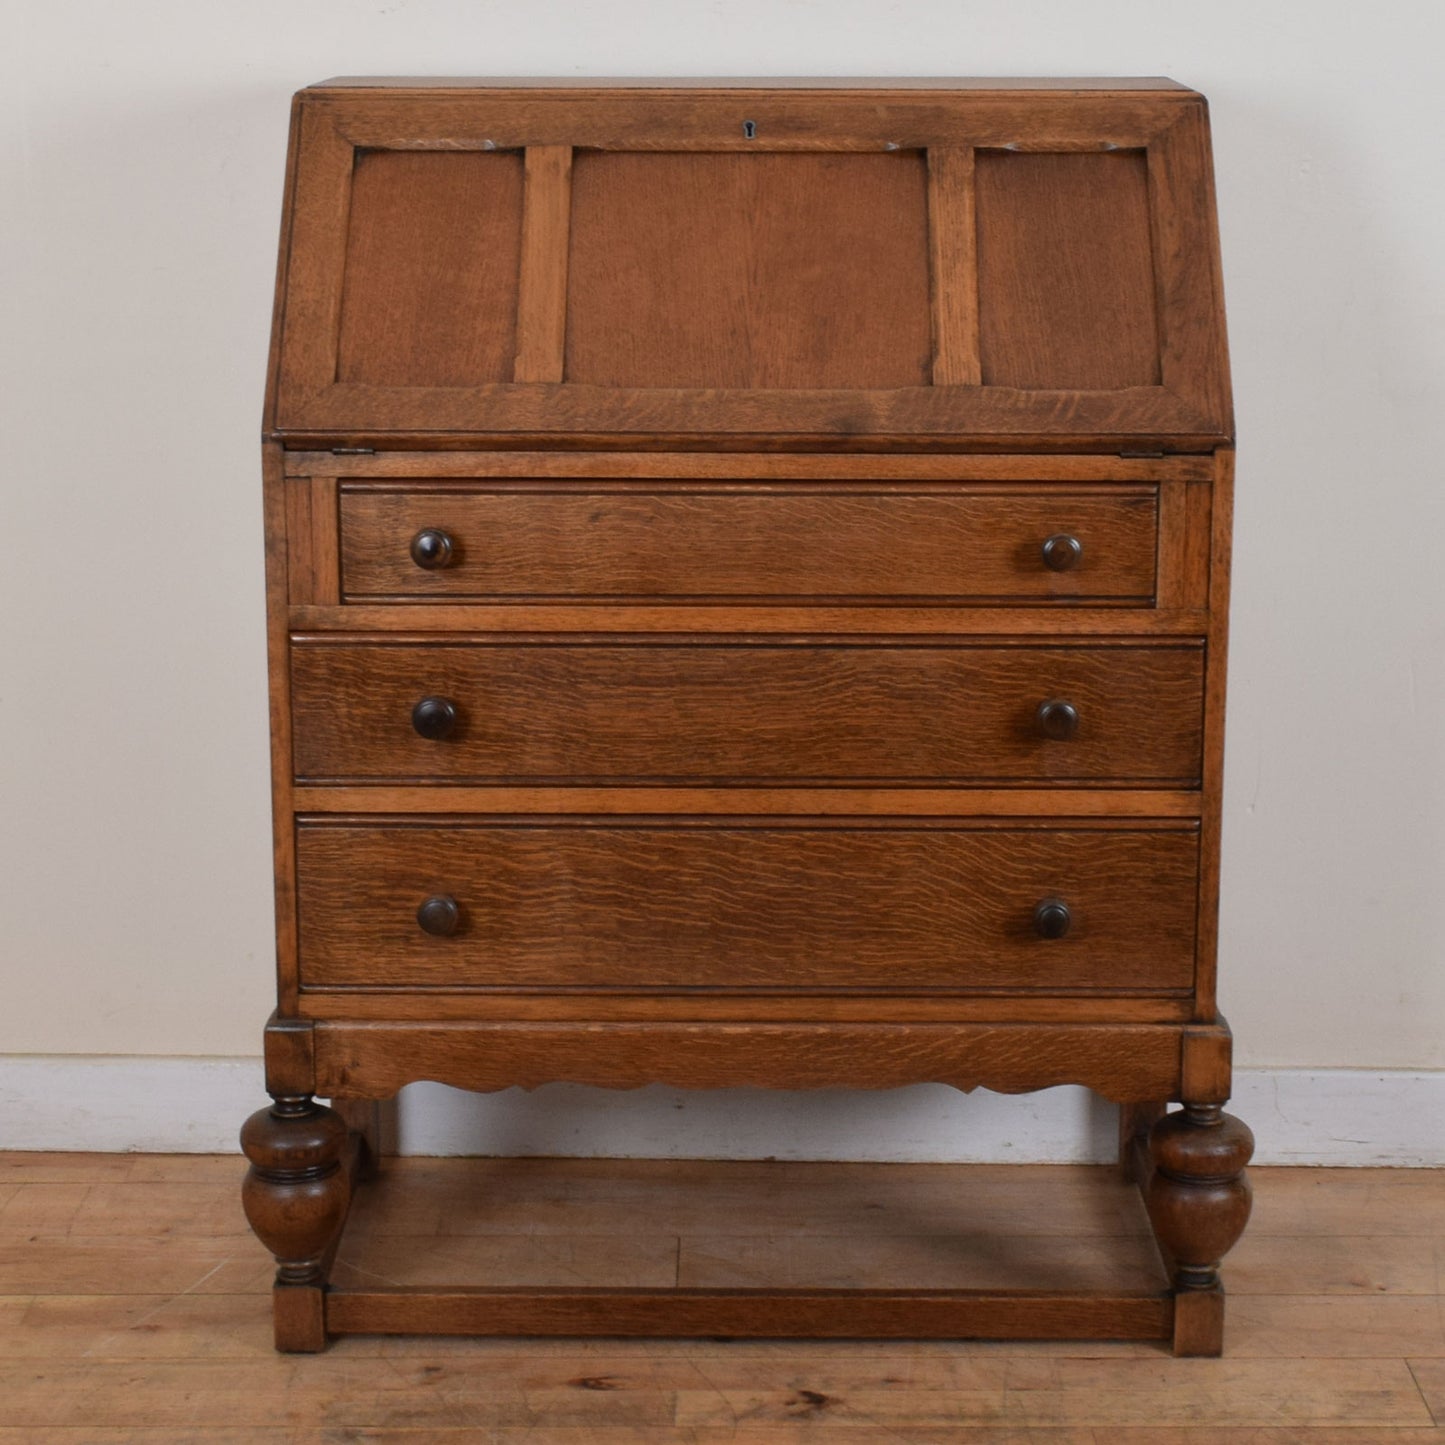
1, 1056, 1440, 1165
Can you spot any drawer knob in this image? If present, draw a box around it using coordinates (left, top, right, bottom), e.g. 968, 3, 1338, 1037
416, 895, 461, 937
411, 696, 458, 741
1033, 898, 1073, 940
1041, 534, 1083, 572
1036, 699, 1080, 741
410, 528, 454, 570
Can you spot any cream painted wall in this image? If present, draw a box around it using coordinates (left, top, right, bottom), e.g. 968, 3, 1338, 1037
2, 1, 1442, 1071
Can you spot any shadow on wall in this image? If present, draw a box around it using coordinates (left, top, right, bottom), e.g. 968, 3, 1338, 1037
390, 1082, 1122, 1163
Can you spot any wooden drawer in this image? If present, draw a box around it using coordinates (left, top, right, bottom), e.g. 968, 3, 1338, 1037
336, 483, 1159, 603
290, 640, 1204, 785
295, 820, 1199, 992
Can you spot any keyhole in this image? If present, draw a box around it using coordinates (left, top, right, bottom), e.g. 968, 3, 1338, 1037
742, 119, 757, 139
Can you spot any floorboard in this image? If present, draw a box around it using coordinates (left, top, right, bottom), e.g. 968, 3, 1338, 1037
1, 1154, 1442, 1436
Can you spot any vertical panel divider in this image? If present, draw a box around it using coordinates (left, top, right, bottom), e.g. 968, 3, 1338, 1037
285, 476, 341, 606
926, 146, 982, 387
1154, 479, 1186, 609
514, 145, 575, 384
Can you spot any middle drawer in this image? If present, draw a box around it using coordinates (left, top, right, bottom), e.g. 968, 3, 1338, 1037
290, 640, 1204, 785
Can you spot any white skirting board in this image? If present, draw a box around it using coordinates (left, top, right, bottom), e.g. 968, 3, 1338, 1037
1, 1056, 1442, 1166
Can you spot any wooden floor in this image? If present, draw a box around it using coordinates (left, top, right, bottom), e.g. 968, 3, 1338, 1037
2, 1153, 1444, 1441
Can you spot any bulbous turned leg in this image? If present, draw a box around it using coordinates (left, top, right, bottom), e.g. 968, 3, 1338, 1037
241, 1095, 350, 1351
1145, 1103, 1254, 1356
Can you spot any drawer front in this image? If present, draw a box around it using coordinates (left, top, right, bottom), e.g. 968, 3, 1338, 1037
290, 641, 1204, 784
296, 822, 1199, 991
337, 484, 1159, 603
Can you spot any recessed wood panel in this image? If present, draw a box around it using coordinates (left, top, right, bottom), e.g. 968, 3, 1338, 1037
564, 151, 932, 389
296, 822, 1199, 991
336, 150, 524, 386
289, 641, 1204, 785
975, 151, 1161, 389
337, 484, 1160, 602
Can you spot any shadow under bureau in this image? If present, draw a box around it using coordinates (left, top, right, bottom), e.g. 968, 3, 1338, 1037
242, 76, 1251, 1355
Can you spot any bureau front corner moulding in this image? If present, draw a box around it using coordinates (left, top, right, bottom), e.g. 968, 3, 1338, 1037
243, 76, 1249, 1356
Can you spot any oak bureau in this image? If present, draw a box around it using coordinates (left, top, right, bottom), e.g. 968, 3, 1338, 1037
241, 77, 1251, 1355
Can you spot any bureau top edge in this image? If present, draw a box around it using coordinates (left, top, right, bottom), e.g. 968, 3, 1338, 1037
264, 435, 1232, 457
302, 76, 1198, 94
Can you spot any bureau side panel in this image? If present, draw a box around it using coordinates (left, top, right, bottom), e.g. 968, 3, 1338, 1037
262, 95, 304, 435
1194, 448, 1234, 1021
262, 441, 300, 1010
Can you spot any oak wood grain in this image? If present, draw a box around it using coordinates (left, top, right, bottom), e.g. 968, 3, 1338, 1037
927, 147, 982, 386
296, 992, 1195, 1023
335, 149, 524, 387
274, 379, 1228, 450
337, 484, 1159, 603
311, 90, 1187, 152
976, 150, 1161, 389
310, 1019, 1187, 1099
288, 450, 1215, 481
289, 603, 1212, 636
295, 820, 1200, 991
289, 640, 1205, 785
261, 445, 300, 1011
1194, 447, 1234, 1018
283, 476, 339, 606
513, 145, 572, 384
269, 88, 1230, 447
566, 151, 932, 390
326, 1286, 1172, 1341
290, 785, 1203, 817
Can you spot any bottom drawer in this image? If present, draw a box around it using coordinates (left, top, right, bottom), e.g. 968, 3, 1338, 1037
295, 820, 1199, 993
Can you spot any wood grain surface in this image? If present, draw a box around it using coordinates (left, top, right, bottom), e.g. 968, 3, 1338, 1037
288, 450, 1215, 481
289, 639, 1205, 784
294, 821, 1199, 991
308, 1019, 1190, 1098
335, 150, 524, 387
565, 151, 932, 390
8, 1156, 1443, 1435
289, 785, 1202, 818
976, 150, 1161, 389
269, 88, 1231, 448
295, 991, 1196, 1024
512, 145, 572, 384
290, 602, 1211, 637
337, 484, 1159, 602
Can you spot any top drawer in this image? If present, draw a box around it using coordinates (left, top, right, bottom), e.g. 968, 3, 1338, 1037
336, 483, 1159, 605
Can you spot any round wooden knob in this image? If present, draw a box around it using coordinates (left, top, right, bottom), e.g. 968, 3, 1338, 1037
410, 528, 454, 570
417, 895, 461, 937
411, 696, 458, 740
1036, 699, 1079, 741
1033, 898, 1072, 940
1041, 534, 1083, 572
